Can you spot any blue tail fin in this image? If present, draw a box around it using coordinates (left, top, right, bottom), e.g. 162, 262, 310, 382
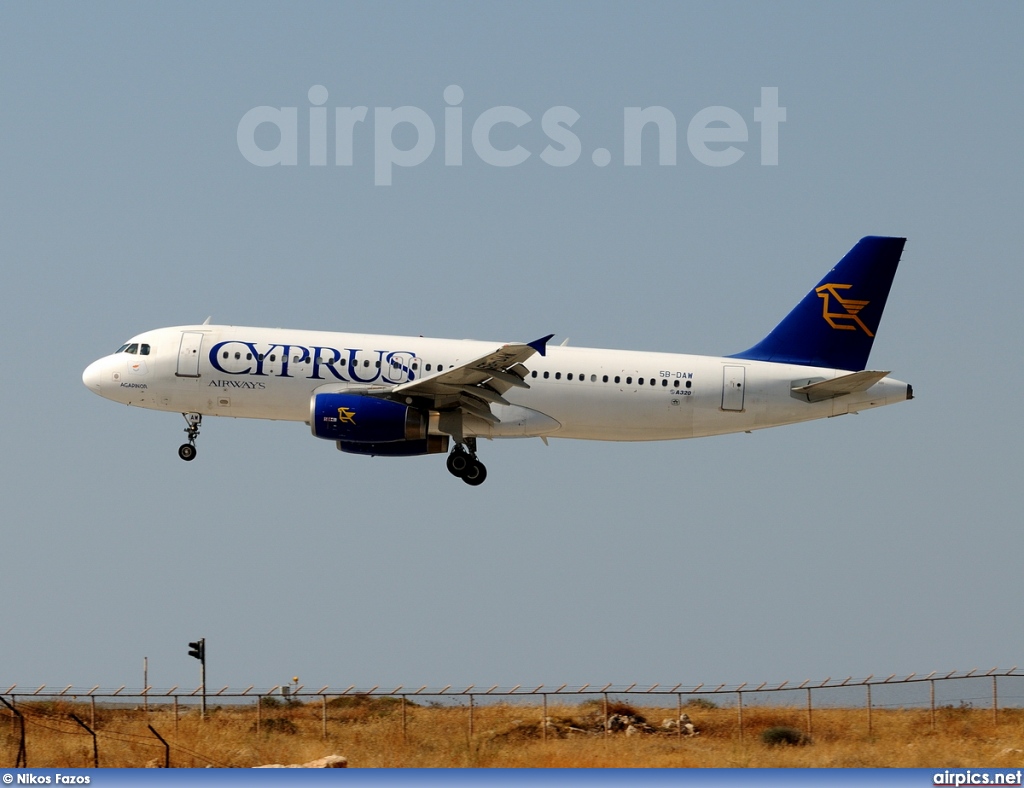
730, 236, 906, 370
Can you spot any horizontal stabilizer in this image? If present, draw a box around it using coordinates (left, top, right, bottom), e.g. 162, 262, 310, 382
792, 370, 890, 403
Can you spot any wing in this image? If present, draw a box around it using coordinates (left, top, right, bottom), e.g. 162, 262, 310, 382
392, 334, 554, 435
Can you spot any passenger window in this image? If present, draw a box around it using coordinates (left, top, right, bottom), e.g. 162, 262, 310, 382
626, 377, 632, 384
426, 364, 432, 371
614, 376, 620, 384
270, 354, 276, 362
234, 352, 241, 360
662, 378, 668, 386
247, 353, 253, 360
592, 374, 598, 382
639, 378, 644, 385
531, 371, 537, 378
222, 351, 229, 359
686, 380, 692, 389
555, 372, 561, 380
567, 373, 573, 381
543, 371, 550, 379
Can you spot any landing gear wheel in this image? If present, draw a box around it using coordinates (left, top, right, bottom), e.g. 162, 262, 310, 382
179, 412, 202, 462
447, 450, 470, 477
462, 459, 487, 486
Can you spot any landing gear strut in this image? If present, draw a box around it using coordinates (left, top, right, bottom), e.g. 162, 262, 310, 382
446, 438, 487, 486
178, 412, 202, 461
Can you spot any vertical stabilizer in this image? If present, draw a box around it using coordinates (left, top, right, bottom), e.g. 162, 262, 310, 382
730, 236, 906, 370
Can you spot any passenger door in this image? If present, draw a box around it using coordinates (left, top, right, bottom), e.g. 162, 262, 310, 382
176, 332, 204, 378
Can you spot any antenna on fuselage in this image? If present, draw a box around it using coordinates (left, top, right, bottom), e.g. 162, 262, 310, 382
202, 316, 212, 325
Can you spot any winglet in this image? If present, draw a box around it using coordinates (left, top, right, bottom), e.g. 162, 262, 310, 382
527, 334, 555, 357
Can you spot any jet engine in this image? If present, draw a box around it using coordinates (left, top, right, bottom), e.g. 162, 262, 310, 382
310, 391, 449, 456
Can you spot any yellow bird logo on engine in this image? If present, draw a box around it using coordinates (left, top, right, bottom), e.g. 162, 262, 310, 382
337, 407, 357, 424
815, 283, 873, 336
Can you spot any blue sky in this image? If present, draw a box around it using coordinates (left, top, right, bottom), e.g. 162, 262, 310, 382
1, 2, 1022, 697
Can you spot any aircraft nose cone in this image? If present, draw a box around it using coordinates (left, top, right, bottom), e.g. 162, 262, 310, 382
82, 359, 105, 392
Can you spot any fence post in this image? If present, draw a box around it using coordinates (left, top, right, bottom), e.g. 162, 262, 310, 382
256, 695, 261, 736
468, 695, 474, 741
401, 696, 407, 743
992, 676, 998, 724
148, 724, 170, 768
737, 691, 744, 743
174, 696, 179, 736
603, 693, 609, 738
322, 695, 328, 740
866, 684, 872, 736
90, 696, 96, 729
0, 695, 26, 767
806, 688, 813, 738
677, 694, 682, 741
542, 694, 547, 742
69, 713, 99, 768
930, 680, 936, 731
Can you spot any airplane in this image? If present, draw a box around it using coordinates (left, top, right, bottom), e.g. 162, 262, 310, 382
82, 236, 912, 485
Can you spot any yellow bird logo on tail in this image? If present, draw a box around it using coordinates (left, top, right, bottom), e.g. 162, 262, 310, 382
815, 283, 873, 336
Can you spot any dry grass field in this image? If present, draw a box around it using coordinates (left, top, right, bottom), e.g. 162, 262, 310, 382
3, 696, 1024, 768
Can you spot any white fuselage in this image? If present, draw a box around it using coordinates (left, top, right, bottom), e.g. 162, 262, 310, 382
82, 325, 911, 442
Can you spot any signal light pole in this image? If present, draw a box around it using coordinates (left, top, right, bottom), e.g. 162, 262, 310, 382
188, 638, 206, 719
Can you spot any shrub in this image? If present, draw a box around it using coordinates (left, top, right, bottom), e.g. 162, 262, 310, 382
253, 717, 298, 735
761, 726, 810, 746
608, 700, 639, 717
327, 694, 407, 711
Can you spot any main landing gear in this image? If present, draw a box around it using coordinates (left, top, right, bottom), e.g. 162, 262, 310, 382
178, 412, 202, 461
446, 439, 487, 486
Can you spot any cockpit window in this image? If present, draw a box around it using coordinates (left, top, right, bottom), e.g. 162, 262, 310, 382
140, 344, 151, 355
116, 343, 130, 353
115, 343, 148, 355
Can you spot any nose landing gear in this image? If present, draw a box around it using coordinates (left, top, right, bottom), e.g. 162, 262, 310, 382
446, 439, 487, 486
178, 412, 202, 461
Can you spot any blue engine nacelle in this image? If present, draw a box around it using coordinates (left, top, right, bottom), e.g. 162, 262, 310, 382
311, 393, 451, 457
311, 392, 429, 443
